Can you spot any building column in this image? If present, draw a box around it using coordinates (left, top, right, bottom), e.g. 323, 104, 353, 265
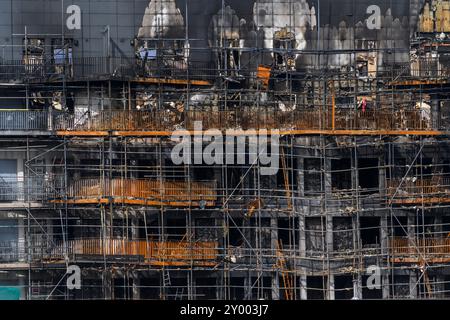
131, 216, 139, 240
409, 270, 418, 299
299, 275, 307, 300
328, 274, 335, 300
435, 215, 443, 237
324, 157, 332, 196
324, 153, 334, 300
295, 154, 307, 300
244, 273, 252, 300
435, 274, 445, 299
132, 271, 141, 300
382, 272, 390, 299
326, 214, 334, 300
270, 217, 279, 300
353, 276, 363, 299
407, 214, 415, 248
18, 218, 25, 262
103, 270, 113, 300
431, 96, 440, 129
297, 157, 304, 198
17, 158, 24, 202
379, 154, 386, 199
380, 215, 390, 299
298, 214, 307, 300
352, 215, 362, 299
271, 273, 280, 300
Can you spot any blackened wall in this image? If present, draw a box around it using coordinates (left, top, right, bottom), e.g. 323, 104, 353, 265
0, 0, 428, 69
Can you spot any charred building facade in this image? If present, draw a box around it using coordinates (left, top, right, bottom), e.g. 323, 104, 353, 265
0, 0, 450, 300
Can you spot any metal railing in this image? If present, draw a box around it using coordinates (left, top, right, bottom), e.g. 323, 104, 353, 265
0, 240, 18, 262
1, 53, 447, 81
0, 177, 49, 202
53, 108, 439, 132
386, 177, 450, 199
0, 57, 215, 82
52, 178, 217, 206
0, 111, 50, 131
47, 238, 219, 265
389, 237, 450, 256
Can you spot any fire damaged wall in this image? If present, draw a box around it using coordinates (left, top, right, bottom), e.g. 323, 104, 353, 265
0, 1, 439, 70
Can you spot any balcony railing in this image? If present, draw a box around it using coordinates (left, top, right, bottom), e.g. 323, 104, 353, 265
52, 178, 217, 207
0, 57, 215, 82
0, 178, 48, 202
0, 241, 19, 263
54, 108, 439, 133
47, 238, 219, 266
389, 237, 450, 262
0, 111, 50, 131
1, 53, 447, 83
386, 177, 450, 204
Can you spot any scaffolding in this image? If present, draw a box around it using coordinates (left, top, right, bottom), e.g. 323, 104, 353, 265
2, 0, 450, 300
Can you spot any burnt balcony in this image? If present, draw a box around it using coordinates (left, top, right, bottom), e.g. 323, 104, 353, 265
389, 237, 450, 263
51, 178, 217, 207
54, 108, 442, 136
45, 238, 219, 267
386, 177, 450, 205
0, 57, 214, 84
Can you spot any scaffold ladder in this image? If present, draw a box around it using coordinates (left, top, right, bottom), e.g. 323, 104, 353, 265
275, 240, 294, 300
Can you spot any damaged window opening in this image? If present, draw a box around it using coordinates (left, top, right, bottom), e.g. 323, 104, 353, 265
228, 218, 244, 247
140, 277, 160, 300
443, 217, 450, 236
278, 218, 298, 247
192, 166, 215, 181
164, 158, 185, 181
334, 275, 354, 300
51, 38, 74, 77
332, 159, 352, 192
391, 275, 411, 299
145, 218, 160, 241
304, 158, 323, 196
360, 217, 380, 248
226, 166, 245, 196
165, 219, 186, 241
416, 158, 433, 177
391, 217, 408, 237
388, 158, 407, 179
167, 277, 187, 299
230, 278, 245, 300
306, 276, 327, 300
195, 218, 217, 241
333, 217, 353, 253
358, 158, 379, 194
251, 277, 271, 300
416, 214, 434, 238
305, 217, 325, 256
114, 278, 133, 300
23, 38, 45, 75
196, 277, 217, 300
